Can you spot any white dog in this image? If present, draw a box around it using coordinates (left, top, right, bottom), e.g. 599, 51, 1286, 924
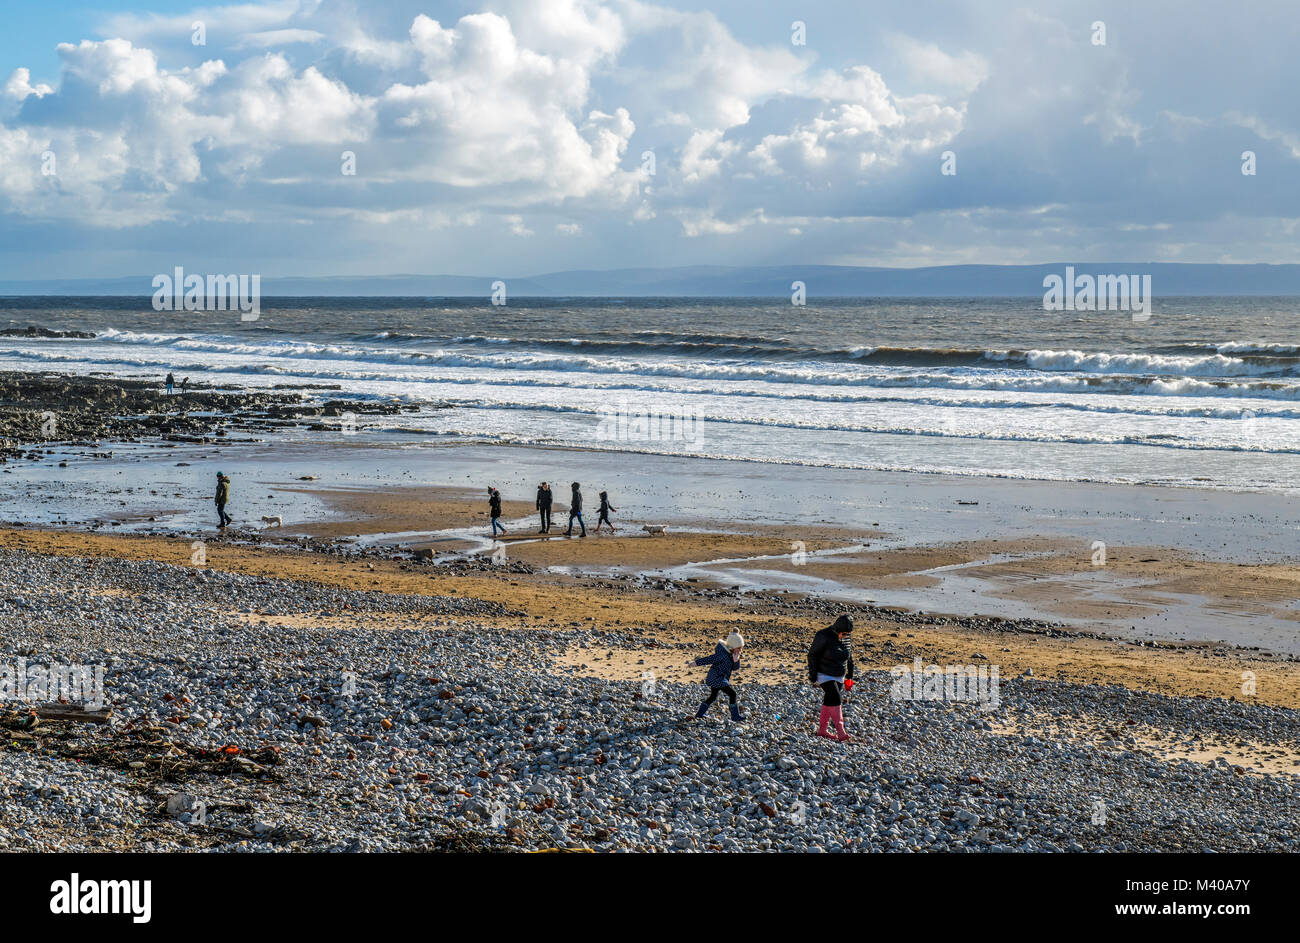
260, 515, 283, 528
641, 524, 668, 536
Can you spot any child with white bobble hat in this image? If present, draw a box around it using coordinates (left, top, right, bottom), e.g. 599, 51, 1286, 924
686, 631, 746, 722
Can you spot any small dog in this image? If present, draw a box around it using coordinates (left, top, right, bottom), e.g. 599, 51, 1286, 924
260, 515, 283, 528
641, 524, 668, 536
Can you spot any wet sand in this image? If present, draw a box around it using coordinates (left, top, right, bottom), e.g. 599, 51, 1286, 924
3, 525, 1297, 711
5, 437, 1300, 655
275, 483, 1300, 657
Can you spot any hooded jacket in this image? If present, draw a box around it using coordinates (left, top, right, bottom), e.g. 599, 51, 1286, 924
215, 476, 230, 504
489, 491, 502, 518
536, 486, 552, 509
694, 642, 741, 688
807, 617, 854, 683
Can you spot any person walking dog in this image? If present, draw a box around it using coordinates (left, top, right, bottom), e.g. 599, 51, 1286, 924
808, 614, 855, 741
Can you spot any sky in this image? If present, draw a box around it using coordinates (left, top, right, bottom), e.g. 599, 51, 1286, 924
0, 0, 1297, 279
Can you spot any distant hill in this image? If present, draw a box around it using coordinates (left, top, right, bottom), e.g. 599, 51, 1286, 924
3, 263, 1300, 296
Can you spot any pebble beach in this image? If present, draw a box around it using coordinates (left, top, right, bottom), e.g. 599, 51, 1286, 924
2, 532, 1296, 853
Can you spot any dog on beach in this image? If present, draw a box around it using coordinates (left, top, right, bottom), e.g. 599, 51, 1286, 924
260, 515, 283, 528
641, 524, 668, 536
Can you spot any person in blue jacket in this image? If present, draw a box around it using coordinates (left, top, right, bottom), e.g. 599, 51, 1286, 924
686, 632, 745, 721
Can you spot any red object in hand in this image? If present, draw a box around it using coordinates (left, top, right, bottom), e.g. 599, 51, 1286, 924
844, 679, 855, 690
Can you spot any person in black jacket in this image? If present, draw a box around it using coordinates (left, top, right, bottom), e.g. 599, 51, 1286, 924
536, 482, 552, 533
214, 471, 232, 527
488, 487, 506, 536
593, 490, 616, 533
808, 614, 855, 741
564, 482, 585, 537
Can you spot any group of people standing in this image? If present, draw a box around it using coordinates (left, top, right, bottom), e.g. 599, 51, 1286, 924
688, 613, 857, 741
489, 482, 616, 537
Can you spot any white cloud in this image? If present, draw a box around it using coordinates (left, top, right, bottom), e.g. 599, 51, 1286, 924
744, 68, 960, 183
0, 1, 977, 239
13, 0, 1222, 263
218, 53, 372, 146
679, 129, 738, 183
889, 34, 989, 94
4, 68, 53, 101
1225, 111, 1300, 160
673, 207, 767, 237
505, 214, 534, 236
237, 29, 327, 48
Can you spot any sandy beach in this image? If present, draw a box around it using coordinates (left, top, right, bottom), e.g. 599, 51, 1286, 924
7, 431, 1300, 654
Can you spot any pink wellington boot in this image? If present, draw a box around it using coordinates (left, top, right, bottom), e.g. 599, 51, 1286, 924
830, 706, 852, 742
815, 706, 836, 738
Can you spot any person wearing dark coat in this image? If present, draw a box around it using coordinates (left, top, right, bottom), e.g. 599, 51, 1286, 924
488, 487, 506, 536
593, 490, 616, 533
687, 632, 745, 721
536, 482, 553, 533
808, 614, 855, 741
214, 471, 232, 527
564, 482, 585, 537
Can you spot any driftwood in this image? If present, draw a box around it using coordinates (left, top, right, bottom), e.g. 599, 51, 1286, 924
34, 703, 112, 724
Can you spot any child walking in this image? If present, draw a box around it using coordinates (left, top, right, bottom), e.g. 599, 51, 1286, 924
686, 632, 745, 722
593, 490, 616, 533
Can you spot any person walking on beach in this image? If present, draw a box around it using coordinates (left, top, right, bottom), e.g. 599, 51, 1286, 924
214, 471, 232, 528
180, 377, 190, 392
165, 372, 175, 395
488, 487, 506, 536
536, 481, 553, 533
565, 482, 586, 537
808, 614, 855, 742
593, 490, 617, 533
687, 632, 745, 722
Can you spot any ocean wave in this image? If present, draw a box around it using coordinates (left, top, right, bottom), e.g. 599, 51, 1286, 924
1159, 341, 1300, 357
8, 339, 1300, 406
79, 328, 1300, 379
435, 399, 1299, 454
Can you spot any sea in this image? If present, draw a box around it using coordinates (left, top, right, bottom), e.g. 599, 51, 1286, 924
3, 295, 1300, 493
